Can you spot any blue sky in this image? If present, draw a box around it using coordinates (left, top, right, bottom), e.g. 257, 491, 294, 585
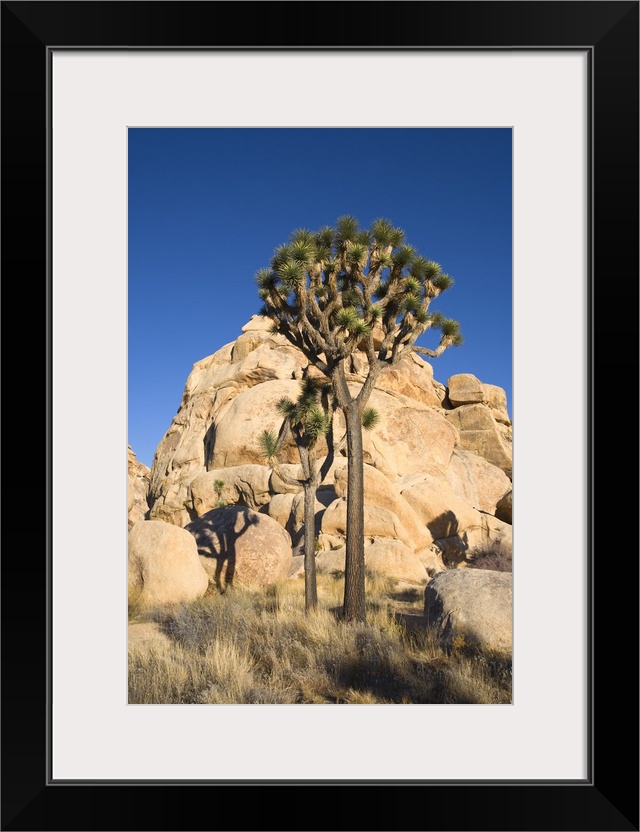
128, 128, 512, 469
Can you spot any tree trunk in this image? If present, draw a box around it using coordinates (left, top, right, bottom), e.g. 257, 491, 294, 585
342, 402, 366, 622
303, 481, 318, 612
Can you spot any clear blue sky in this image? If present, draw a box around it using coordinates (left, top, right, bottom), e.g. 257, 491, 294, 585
128, 128, 512, 469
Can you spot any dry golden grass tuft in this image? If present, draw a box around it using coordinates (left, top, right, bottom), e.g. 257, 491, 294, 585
129, 571, 511, 705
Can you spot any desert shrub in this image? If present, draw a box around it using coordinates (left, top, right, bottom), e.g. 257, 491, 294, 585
128, 573, 511, 705
466, 543, 512, 572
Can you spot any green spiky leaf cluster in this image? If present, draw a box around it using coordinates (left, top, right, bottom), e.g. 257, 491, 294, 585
276, 397, 296, 418
305, 407, 332, 440
361, 407, 381, 431
258, 429, 279, 460
255, 215, 463, 372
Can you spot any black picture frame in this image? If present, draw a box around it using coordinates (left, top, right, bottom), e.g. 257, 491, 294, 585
2, 2, 638, 830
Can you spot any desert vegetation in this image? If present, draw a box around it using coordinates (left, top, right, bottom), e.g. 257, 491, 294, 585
257, 216, 462, 621
129, 570, 511, 705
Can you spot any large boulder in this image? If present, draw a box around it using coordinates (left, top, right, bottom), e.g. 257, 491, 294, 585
444, 404, 512, 478
128, 446, 150, 530
128, 520, 209, 606
424, 569, 513, 653
185, 506, 292, 589
447, 373, 486, 407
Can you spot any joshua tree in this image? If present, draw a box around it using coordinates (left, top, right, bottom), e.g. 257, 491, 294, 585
213, 479, 227, 508
259, 375, 379, 613
256, 216, 462, 622
258, 376, 333, 612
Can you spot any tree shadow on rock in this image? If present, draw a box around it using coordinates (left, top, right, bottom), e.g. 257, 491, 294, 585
427, 510, 469, 568
186, 506, 259, 593
203, 422, 217, 471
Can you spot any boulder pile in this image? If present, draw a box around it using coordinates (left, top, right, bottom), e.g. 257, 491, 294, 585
128, 316, 513, 624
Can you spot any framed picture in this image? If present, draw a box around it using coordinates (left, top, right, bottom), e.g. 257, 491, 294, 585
3, 2, 637, 830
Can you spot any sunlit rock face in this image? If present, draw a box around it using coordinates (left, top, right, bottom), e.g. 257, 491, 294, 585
143, 316, 512, 578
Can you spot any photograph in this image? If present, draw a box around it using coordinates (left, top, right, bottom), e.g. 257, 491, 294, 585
2, 0, 637, 829
127, 127, 514, 706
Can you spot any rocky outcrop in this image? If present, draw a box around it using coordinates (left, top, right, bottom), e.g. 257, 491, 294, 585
424, 569, 512, 653
128, 446, 150, 529
144, 315, 512, 580
185, 506, 292, 589
128, 520, 209, 606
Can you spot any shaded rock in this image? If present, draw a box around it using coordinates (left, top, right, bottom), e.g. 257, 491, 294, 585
424, 569, 512, 653
434, 513, 512, 567
128, 446, 151, 530
315, 547, 347, 575
495, 490, 513, 525
186, 506, 292, 589
128, 520, 208, 606
287, 555, 305, 578
416, 545, 447, 577
262, 492, 298, 532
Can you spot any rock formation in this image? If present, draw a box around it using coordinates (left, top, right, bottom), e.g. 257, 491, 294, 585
128, 446, 150, 529
424, 569, 513, 653
128, 520, 209, 606
132, 314, 512, 586
185, 506, 293, 590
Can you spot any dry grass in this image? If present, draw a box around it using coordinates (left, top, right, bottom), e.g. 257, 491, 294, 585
129, 572, 512, 705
